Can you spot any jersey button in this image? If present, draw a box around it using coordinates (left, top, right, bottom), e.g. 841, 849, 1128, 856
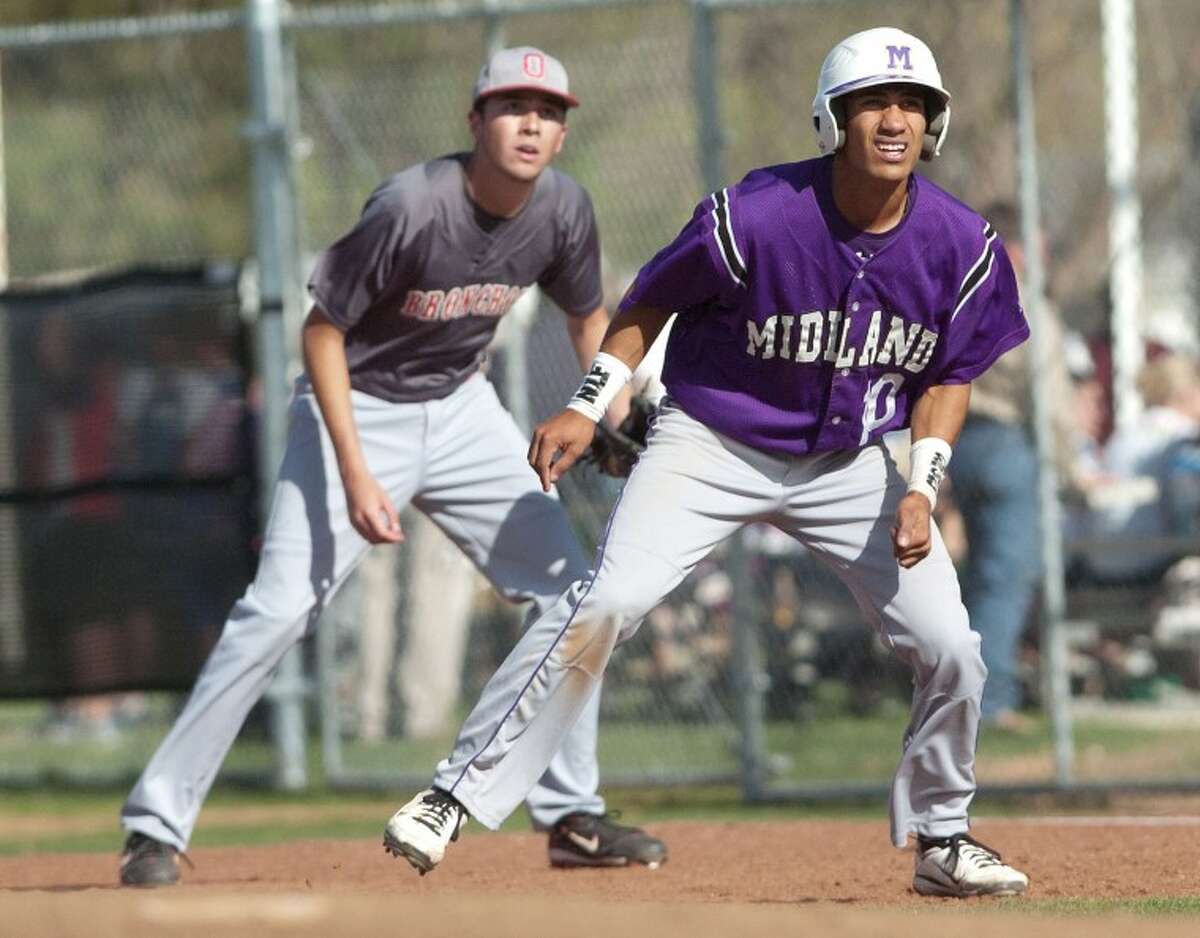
851, 301, 860, 312
856, 270, 865, 279
831, 416, 842, 425
840, 368, 850, 377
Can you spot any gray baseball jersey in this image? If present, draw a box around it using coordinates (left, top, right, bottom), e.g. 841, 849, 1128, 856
121, 154, 610, 853
307, 153, 602, 403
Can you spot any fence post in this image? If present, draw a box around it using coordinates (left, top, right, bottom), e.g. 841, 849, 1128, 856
690, 0, 724, 195
245, 0, 307, 790
1011, 0, 1073, 786
728, 533, 768, 799
483, 0, 506, 58
1101, 0, 1143, 435
0, 50, 24, 674
502, 288, 539, 436
691, 0, 767, 799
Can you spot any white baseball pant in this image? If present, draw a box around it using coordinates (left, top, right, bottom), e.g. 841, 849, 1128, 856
434, 400, 984, 846
121, 373, 604, 850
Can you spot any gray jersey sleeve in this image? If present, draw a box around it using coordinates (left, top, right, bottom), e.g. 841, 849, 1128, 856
306, 180, 419, 331
537, 179, 603, 317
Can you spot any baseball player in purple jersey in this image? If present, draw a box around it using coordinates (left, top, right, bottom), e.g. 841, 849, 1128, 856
117, 46, 666, 887
384, 27, 1031, 897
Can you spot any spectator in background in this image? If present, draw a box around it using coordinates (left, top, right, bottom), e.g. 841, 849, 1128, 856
1062, 332, 1109, 483
1072, 352, 1200, 583
945, 202, 1074, 732
1129, 354, 1200, 542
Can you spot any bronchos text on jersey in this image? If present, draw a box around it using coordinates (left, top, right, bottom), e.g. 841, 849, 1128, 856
401, 284, 526, 321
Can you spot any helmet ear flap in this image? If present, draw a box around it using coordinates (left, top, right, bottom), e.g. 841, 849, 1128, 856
812, 96, 846, 155
830, 97, 846, 152
920, 103, 951, 160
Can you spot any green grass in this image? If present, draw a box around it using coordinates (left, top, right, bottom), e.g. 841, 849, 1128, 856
0, 776, 1176, 858
977, 897, 1200, 915
0, 783, 888, 857
7, 698, 1200, 792
7, 695, 1200, 785
0, 818, 389, 857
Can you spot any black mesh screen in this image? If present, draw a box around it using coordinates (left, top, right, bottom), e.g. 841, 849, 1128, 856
0, 265, 257, 697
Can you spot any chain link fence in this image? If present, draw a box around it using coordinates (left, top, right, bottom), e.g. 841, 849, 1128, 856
1, 0, 1200, 797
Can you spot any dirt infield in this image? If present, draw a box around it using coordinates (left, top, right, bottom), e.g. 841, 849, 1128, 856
3, 818, 1200, 936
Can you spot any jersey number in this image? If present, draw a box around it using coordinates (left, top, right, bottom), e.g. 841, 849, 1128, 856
860, 373, 903, 445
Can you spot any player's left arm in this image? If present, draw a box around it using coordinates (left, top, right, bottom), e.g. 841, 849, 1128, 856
890, 219, 1028, 567
891, 382, 971, 568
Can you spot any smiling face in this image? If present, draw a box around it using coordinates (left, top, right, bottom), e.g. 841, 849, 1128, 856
469, 91, 568, 185
836, 84, 928, 183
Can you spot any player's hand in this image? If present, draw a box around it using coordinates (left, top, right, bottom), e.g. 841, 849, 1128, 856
891, 491, 932, 568
528, 409, 597, 492
342, 468, 403, 544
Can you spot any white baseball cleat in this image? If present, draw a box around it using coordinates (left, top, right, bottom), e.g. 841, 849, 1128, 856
383, 788, 467, 876
913, 833, 1029, 897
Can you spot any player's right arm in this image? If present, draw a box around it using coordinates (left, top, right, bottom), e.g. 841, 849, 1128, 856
528, 302, 673, 492
302, 305, 402, 544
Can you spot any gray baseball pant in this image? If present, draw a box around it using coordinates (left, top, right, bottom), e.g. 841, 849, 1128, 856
121, 374, 604, 850
434, 402, 984, 846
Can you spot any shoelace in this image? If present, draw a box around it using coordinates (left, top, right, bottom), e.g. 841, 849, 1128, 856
414, 792, 461, 836
941, 834, 1004, 868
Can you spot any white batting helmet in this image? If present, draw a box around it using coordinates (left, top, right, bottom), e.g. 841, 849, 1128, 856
812, 27, 951, 161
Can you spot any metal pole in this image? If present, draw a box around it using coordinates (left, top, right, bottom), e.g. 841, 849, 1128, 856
729, 534, 768, 799
1011, 0, 1073, 786
0, 50, 24, 672
480, 1, 522, 430
503, 287, 538, 436
483, 0, 506, 58
1101, 0, 1143, 434
245, 0, 307, 790
0, 53, 6, 289
690, 0, 724, 194
691, 0, 767, 798
316, 576, 344, 781
281, 21, 308, 353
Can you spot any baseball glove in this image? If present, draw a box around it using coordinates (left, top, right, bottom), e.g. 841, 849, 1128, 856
581, 395, 657, 478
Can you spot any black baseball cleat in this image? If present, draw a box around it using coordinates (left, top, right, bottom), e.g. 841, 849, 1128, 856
119, 832, 186, 887
548, 812, 668, 869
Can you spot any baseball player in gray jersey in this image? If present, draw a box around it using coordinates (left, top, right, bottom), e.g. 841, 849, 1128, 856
118, 46, 666, 887
384, 28, 1032, 897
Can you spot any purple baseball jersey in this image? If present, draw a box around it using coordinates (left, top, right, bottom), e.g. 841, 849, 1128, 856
619, 156, 1029, 457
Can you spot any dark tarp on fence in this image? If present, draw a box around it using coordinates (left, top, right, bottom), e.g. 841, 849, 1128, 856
0, 264, 257, 697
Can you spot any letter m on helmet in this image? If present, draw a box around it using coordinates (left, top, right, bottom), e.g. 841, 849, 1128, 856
886, 45, 913, 70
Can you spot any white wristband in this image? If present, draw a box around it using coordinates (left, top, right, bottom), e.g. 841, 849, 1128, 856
907, 436, 953, 509
566, 352, 632, 423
